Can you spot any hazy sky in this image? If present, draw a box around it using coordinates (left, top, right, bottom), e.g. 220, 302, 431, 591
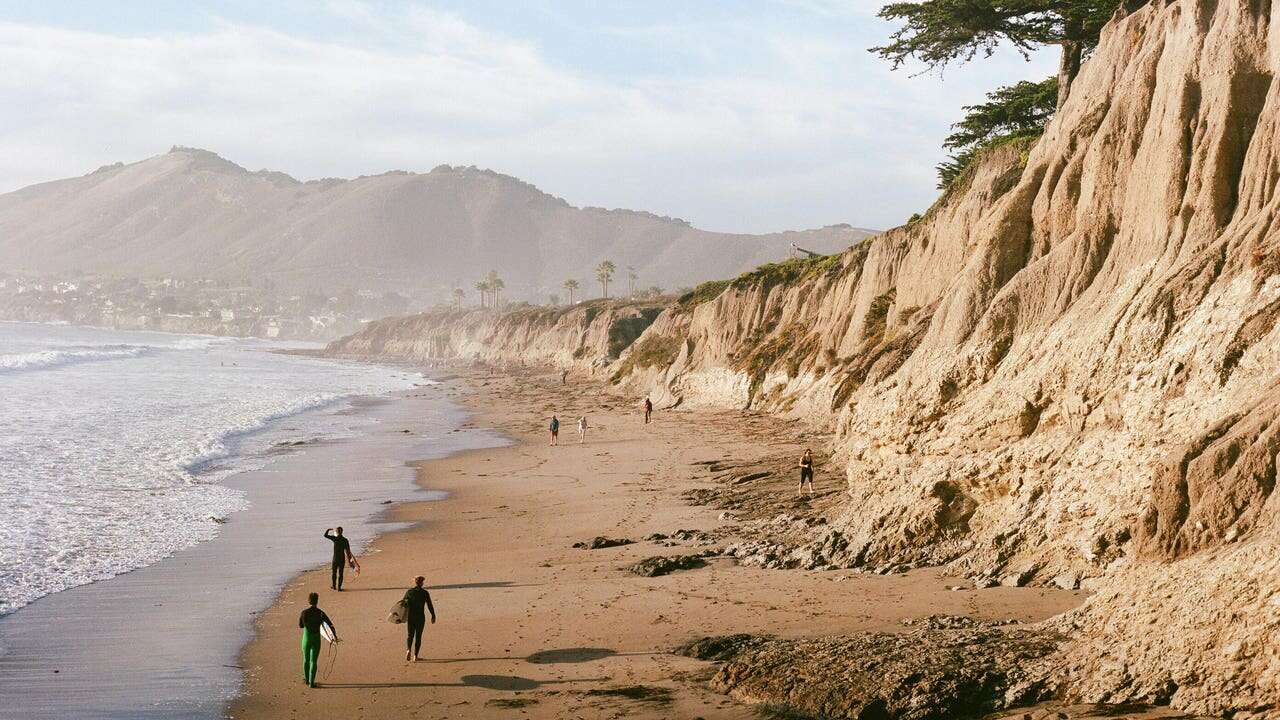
0, 1, 1055, 233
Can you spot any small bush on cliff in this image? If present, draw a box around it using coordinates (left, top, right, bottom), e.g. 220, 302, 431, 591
606, 307, 665, 358
736, 323, 819, 402
864, 288, 897, 343
610, 334, 682, 383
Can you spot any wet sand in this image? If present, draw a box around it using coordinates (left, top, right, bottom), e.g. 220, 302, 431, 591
231, 369, 1085, 719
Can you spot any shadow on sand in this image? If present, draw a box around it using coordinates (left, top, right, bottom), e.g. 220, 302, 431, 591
321, 674, 608, 691
341, 581, 535, 592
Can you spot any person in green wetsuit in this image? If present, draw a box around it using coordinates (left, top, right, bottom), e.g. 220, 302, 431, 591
299, 592, 336, 688
402, 576, 436, 662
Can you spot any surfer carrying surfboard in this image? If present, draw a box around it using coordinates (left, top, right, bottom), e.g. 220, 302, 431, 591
298, 592, 336, 688
402, 576, 436, 662
323, 527, 354, 591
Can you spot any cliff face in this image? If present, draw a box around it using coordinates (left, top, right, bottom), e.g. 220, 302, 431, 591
327, 301, 665, 374
613, 1, 1280, 713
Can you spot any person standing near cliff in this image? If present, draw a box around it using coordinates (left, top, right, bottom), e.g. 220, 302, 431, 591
549, 415, 560, 445
401, 575, 436, 662
798, 448, 815, 497
324, 527, 353, 591
298, 592, 336, 688
644, 397, 653, 424
577, 415, 588, 443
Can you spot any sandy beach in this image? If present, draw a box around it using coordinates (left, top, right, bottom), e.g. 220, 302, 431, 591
231, 369, 1083, 719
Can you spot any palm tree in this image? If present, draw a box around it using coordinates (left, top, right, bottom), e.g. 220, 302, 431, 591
493, 278, 505, 307
485, 270, 505, 308
473, 279, 489, 308
626, 265, 638, 297
563, 278, 580, 305
596, 260, 616, 299
451, 287, 465, 307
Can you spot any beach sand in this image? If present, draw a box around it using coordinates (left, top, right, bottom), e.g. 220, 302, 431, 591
231, 370, 1084, 719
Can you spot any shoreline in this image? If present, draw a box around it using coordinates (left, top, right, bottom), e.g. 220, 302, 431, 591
0, 380, 503, 720
230, 368, 1086, 719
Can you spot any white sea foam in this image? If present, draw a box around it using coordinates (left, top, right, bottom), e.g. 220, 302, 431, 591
0, 323, 420, 615
0, 345, 153, 372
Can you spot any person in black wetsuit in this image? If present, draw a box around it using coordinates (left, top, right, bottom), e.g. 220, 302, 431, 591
324, 527, 353, 591
299, 592, 336, 688
798, 448, 815, 497
402, 575, 436, 662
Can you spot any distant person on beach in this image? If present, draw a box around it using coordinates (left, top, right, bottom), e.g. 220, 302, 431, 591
299, 592, 336, 688
549, 415, 560, 445
577, 415, 588, 443
798, 448, 815, 497
402, 576, 436, 662
644, 397, 653, 424
324, 527, 354, 591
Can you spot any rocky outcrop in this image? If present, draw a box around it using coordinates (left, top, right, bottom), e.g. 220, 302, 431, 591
626, 554, 709, 577
326, 300, 664, 374
679, 623, 1063, 720
614, 1, 1280, 714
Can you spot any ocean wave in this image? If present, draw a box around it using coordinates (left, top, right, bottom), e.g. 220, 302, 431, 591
0, 345, 155, 373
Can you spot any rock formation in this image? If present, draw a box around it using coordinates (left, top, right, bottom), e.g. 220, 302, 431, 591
326, 300, 664, 375
608, 0, 1280, 714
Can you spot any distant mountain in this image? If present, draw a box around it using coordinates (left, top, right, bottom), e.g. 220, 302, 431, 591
0, 147, 876, 299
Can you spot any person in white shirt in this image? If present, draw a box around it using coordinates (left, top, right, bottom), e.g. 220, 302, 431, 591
577, 416, 588, 443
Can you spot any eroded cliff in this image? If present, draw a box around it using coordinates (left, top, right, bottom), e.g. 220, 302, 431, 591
327, 300, 664, 374
611, 0, 1280, 713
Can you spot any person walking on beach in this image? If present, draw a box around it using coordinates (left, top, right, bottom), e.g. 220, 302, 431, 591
798, 448, 815, 497
402, 576, 436, 662
324, 527, 354, 591
577, 415, 588, 443
644, 397, 653, 424
299, 592, 336, 688
549, 415, 560, 445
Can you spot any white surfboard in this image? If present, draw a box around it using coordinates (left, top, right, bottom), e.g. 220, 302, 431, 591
320, 623, 336, 643
387, 600, 407, 624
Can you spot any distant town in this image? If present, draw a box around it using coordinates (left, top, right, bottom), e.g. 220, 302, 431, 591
0, 272, 426, 341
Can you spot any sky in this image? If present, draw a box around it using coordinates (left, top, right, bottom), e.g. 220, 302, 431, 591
0, 1, 1056, 233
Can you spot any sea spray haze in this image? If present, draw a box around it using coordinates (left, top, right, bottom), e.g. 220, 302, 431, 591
0, 322, 421, 615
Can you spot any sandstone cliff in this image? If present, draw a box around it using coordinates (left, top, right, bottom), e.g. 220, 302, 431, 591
327, 300, 665, 374
610, 0, 1280, 713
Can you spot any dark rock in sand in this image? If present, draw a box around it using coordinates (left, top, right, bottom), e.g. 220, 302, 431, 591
582, 685, 673, 704
572, 536, 635, 550
692, 624, 1062, 720
627, 555, 707, 577
676, 634, 771, 662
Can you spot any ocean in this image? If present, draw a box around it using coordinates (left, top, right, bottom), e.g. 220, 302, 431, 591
0, 322, 503, 718
0, 322, 420, 616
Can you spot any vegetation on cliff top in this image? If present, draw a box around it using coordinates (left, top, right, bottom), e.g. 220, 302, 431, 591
675, 252, 849, 313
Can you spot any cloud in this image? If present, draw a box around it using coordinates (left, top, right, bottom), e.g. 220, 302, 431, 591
0, 5, 1054, 233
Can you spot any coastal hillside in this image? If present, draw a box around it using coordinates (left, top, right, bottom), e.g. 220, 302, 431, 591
0, 148, 873, 299
608, 0, 1280, 713
327, 299, 666, 374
